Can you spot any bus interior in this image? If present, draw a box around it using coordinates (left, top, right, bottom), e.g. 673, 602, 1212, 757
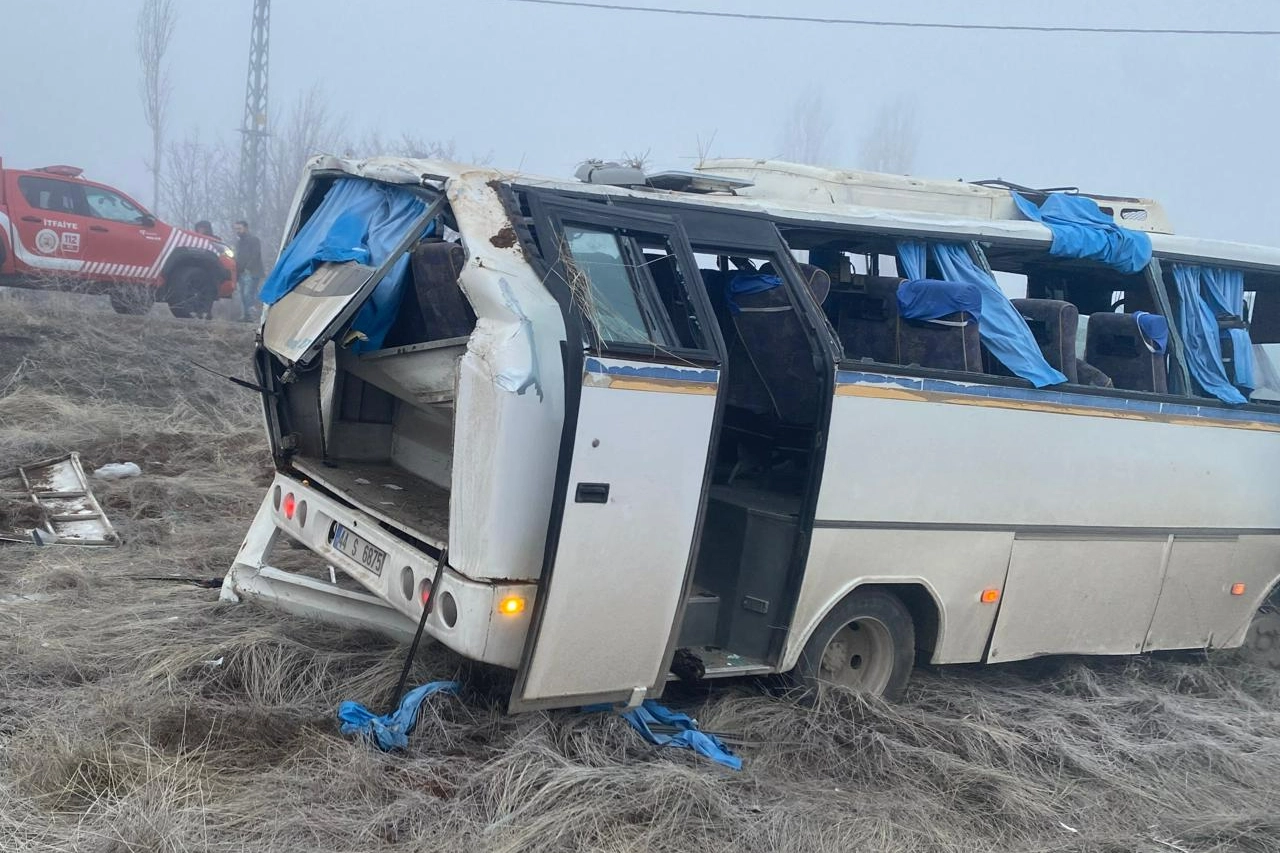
568, 224, 832, 675
268, 187, 475, 554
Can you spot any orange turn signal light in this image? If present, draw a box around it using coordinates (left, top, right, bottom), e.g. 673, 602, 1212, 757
1231, 583, 1246, 596
980, 588, 1001, 604
498, 595, 526, 616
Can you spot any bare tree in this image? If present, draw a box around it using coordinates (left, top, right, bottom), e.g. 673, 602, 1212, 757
257, 87, 342, 256
160, 130, 239, 237
858, 98, 921, 175
779, 89, 833, 166
136, 0, 177, 212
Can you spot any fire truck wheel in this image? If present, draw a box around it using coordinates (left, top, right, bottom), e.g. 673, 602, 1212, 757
793, 588, 915, 701
167, 265, 217, 320
108, 283, 156, 316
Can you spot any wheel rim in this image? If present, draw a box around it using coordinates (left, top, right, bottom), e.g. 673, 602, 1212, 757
1243, 610, 1280, 669
817, 616, 895, 695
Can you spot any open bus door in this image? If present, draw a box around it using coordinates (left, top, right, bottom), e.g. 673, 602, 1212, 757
509, 196, 726, 711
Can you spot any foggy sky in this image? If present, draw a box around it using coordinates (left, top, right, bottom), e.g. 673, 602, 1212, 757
2, 0, 1278, 246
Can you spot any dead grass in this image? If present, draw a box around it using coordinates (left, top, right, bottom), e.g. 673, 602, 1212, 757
1, 288, 1279, 852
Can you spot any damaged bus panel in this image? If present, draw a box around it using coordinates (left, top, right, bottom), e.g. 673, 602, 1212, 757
224, 155, 1280, 712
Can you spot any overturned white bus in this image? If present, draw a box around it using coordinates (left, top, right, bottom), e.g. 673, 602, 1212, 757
222, 155, 1280, 711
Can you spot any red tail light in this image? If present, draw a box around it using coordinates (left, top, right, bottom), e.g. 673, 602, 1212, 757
283, 492, 296, 520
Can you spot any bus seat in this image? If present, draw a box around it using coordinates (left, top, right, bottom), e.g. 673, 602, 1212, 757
1075, 358, 1114, 388
1012, 298, 1079, 383
896, 279, 983, 372
409, 240, 475, 340
796, 263, 831, 306
836, 275, 902, 363
645, 252, 702, 347
726, 274, 819, 425
1085, 312, 1167, 393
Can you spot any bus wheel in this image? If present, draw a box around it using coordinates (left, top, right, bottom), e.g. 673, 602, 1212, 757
109, 283, 156, 316
795, 589, 915, 701
1241, 606, 1280, 669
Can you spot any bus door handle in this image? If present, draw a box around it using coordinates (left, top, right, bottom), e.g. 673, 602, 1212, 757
90, 225, 109, 232
574, 482, 610, 504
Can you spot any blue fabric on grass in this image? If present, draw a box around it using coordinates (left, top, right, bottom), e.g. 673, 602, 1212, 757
338, 680, 460, 751
258, 177, 433, 352
1011, 192, 1152, 275
898, 241, 1067, 387
1171, 264, 1246, 404
897, 278, 982, 323
584, 700, 741, 770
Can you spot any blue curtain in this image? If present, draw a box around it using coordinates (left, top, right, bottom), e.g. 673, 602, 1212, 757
1201, 266, 1255, 392
898, 240, 1067, 387
259, 177, 431, 352
1012, 193, 1152, 275
1171, 265, 1247, 404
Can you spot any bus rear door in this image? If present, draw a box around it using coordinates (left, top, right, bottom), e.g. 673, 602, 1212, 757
510, 197, 725, 711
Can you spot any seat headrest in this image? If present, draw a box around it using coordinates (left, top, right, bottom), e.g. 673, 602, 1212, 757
757, 261, 831, 306
796, 262, 831, 306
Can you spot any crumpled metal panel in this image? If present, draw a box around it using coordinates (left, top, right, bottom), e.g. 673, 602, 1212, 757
0, 453, 120, 546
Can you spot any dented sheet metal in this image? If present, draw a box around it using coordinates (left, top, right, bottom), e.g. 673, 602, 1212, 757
0, 453, 119, 546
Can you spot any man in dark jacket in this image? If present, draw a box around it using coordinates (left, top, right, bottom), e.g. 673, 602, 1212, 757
233, 220, 265, 322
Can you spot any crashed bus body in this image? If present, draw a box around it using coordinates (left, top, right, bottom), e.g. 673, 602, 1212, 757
223, 155, 1280, 711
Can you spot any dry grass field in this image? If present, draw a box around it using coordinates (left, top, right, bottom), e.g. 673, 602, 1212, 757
1, 290, 1278, 852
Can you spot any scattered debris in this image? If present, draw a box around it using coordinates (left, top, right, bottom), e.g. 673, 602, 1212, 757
0, 454, 119, 546
1058, 822, 1079, 833
202, 657, 225, 668
93, 461, 142, 480
588, 700, 742, 770
354, 477, 371, 485
383, 483, 404, 491
0, 592, 55, 606
339, 681, 461, 751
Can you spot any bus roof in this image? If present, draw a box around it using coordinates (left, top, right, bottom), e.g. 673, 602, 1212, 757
302, 154, 1280, 275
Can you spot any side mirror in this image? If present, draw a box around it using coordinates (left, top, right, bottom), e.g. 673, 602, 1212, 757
139, 214, 156, 228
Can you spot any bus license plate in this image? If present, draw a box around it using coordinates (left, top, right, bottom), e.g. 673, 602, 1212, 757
329, 523, 386, 576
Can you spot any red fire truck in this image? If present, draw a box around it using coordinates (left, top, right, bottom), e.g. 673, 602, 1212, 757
0, 159, 236, 317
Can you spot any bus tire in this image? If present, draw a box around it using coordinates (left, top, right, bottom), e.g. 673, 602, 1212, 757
794, 588, 915, 701
1241, 595, 1280, 670
167, 265, 216, 320
109, 283, 156, 316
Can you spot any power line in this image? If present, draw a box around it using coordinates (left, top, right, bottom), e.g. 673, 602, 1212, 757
508, 0, 1280, 36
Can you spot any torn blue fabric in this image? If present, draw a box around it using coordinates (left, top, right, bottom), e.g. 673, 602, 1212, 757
1011, 192, 1152, 275
585, 700, 741, 770
897, 278, 982, 323
898, 241, 1067, 387
258, 177, 433, 352
338, 680, 460, 751
726, 273, 782, 313
1133, 311, 1169, 354
1201, 266, 1255, 392
1171, 264, 1246, 404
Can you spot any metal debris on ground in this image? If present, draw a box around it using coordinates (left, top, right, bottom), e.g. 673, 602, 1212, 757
0, 453, 120, 546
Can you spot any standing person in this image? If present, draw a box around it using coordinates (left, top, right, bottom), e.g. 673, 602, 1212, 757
233, 220, 265, 322
193, 220, 221, 241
